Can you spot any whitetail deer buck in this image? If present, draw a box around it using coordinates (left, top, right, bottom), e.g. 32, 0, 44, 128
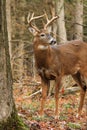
27, 13, 87, 119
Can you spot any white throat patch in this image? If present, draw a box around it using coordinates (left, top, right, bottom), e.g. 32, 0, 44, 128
37, 45, 48, 50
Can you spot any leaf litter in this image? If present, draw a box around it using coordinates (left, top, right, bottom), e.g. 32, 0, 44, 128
13, 78, 87, 130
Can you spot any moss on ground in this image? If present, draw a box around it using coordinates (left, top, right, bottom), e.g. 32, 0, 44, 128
0, 110, 29, 130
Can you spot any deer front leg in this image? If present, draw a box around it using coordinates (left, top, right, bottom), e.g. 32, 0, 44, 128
55, 77, 61, 119
39, 79, 49, 116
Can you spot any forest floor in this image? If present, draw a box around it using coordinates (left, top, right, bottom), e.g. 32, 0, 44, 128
13, 77, 87, 130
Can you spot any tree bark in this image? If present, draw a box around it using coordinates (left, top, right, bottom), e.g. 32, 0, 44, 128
56, 0, 67, 43
46, 0, 57, 38
74, 0, 83, 40
6, 0, 12, 59
0, 0, 28, 129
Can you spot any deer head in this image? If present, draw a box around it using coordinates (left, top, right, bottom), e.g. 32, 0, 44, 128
27, 13, 58, 46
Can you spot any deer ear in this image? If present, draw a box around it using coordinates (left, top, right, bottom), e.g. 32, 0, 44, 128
28, 27, 36, 35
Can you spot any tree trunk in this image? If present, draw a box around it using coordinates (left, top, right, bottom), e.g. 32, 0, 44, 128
56, 0, 67, 43
6, 0, 12, 59
74, 0, 83, 40
0, 1, 28, 129
12, 0, 25, 83
46, 0, 57, 38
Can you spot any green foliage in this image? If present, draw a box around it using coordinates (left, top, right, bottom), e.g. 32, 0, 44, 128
67, 122, 81, 129
16, 116, 29, 130
63, 103, 72, 110
59, 114, 67, 120
26, 100, 40, 112
32, 115, 49, 122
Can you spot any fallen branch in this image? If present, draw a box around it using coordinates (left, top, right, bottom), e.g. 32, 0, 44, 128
23, 88, 42, 99
23, 86, 80, 99
60, 87, 80, 96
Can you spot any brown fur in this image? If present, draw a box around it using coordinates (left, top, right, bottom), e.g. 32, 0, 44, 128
29, 21, 87, 118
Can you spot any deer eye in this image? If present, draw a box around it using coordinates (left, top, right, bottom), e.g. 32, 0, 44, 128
40, 33, 45, 37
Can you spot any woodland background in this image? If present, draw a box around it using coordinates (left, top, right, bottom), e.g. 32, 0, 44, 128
0, 0, 87, 130
10, 0, 87, 83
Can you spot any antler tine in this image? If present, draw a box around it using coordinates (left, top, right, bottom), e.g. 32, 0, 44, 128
44, 12, 49, 22
44, 13, 58, 29
27, 12, 31, 24
27, 12, 45, 32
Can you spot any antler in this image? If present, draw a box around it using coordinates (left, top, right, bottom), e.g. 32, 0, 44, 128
27, 12, 45, 32
44, 12, 58, 29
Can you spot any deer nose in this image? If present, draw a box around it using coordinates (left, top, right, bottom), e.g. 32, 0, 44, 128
50, 39, 57, 45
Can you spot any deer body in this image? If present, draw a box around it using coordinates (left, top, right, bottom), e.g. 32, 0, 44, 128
28, 13, 86, 119
34, 37, 87, 118
34, 39, 87, 79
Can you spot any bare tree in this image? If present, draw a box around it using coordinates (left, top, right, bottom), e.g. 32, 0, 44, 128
74, 0, 83, 40
11, 0, 26, 83
46, 0, 57, 38
56, 0, 67, 42
0, 0, 27, 129
6, 0, 12, 59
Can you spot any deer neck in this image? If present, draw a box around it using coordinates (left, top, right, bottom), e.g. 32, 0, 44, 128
33, 41, 52, 69
33, 39, 49, 50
